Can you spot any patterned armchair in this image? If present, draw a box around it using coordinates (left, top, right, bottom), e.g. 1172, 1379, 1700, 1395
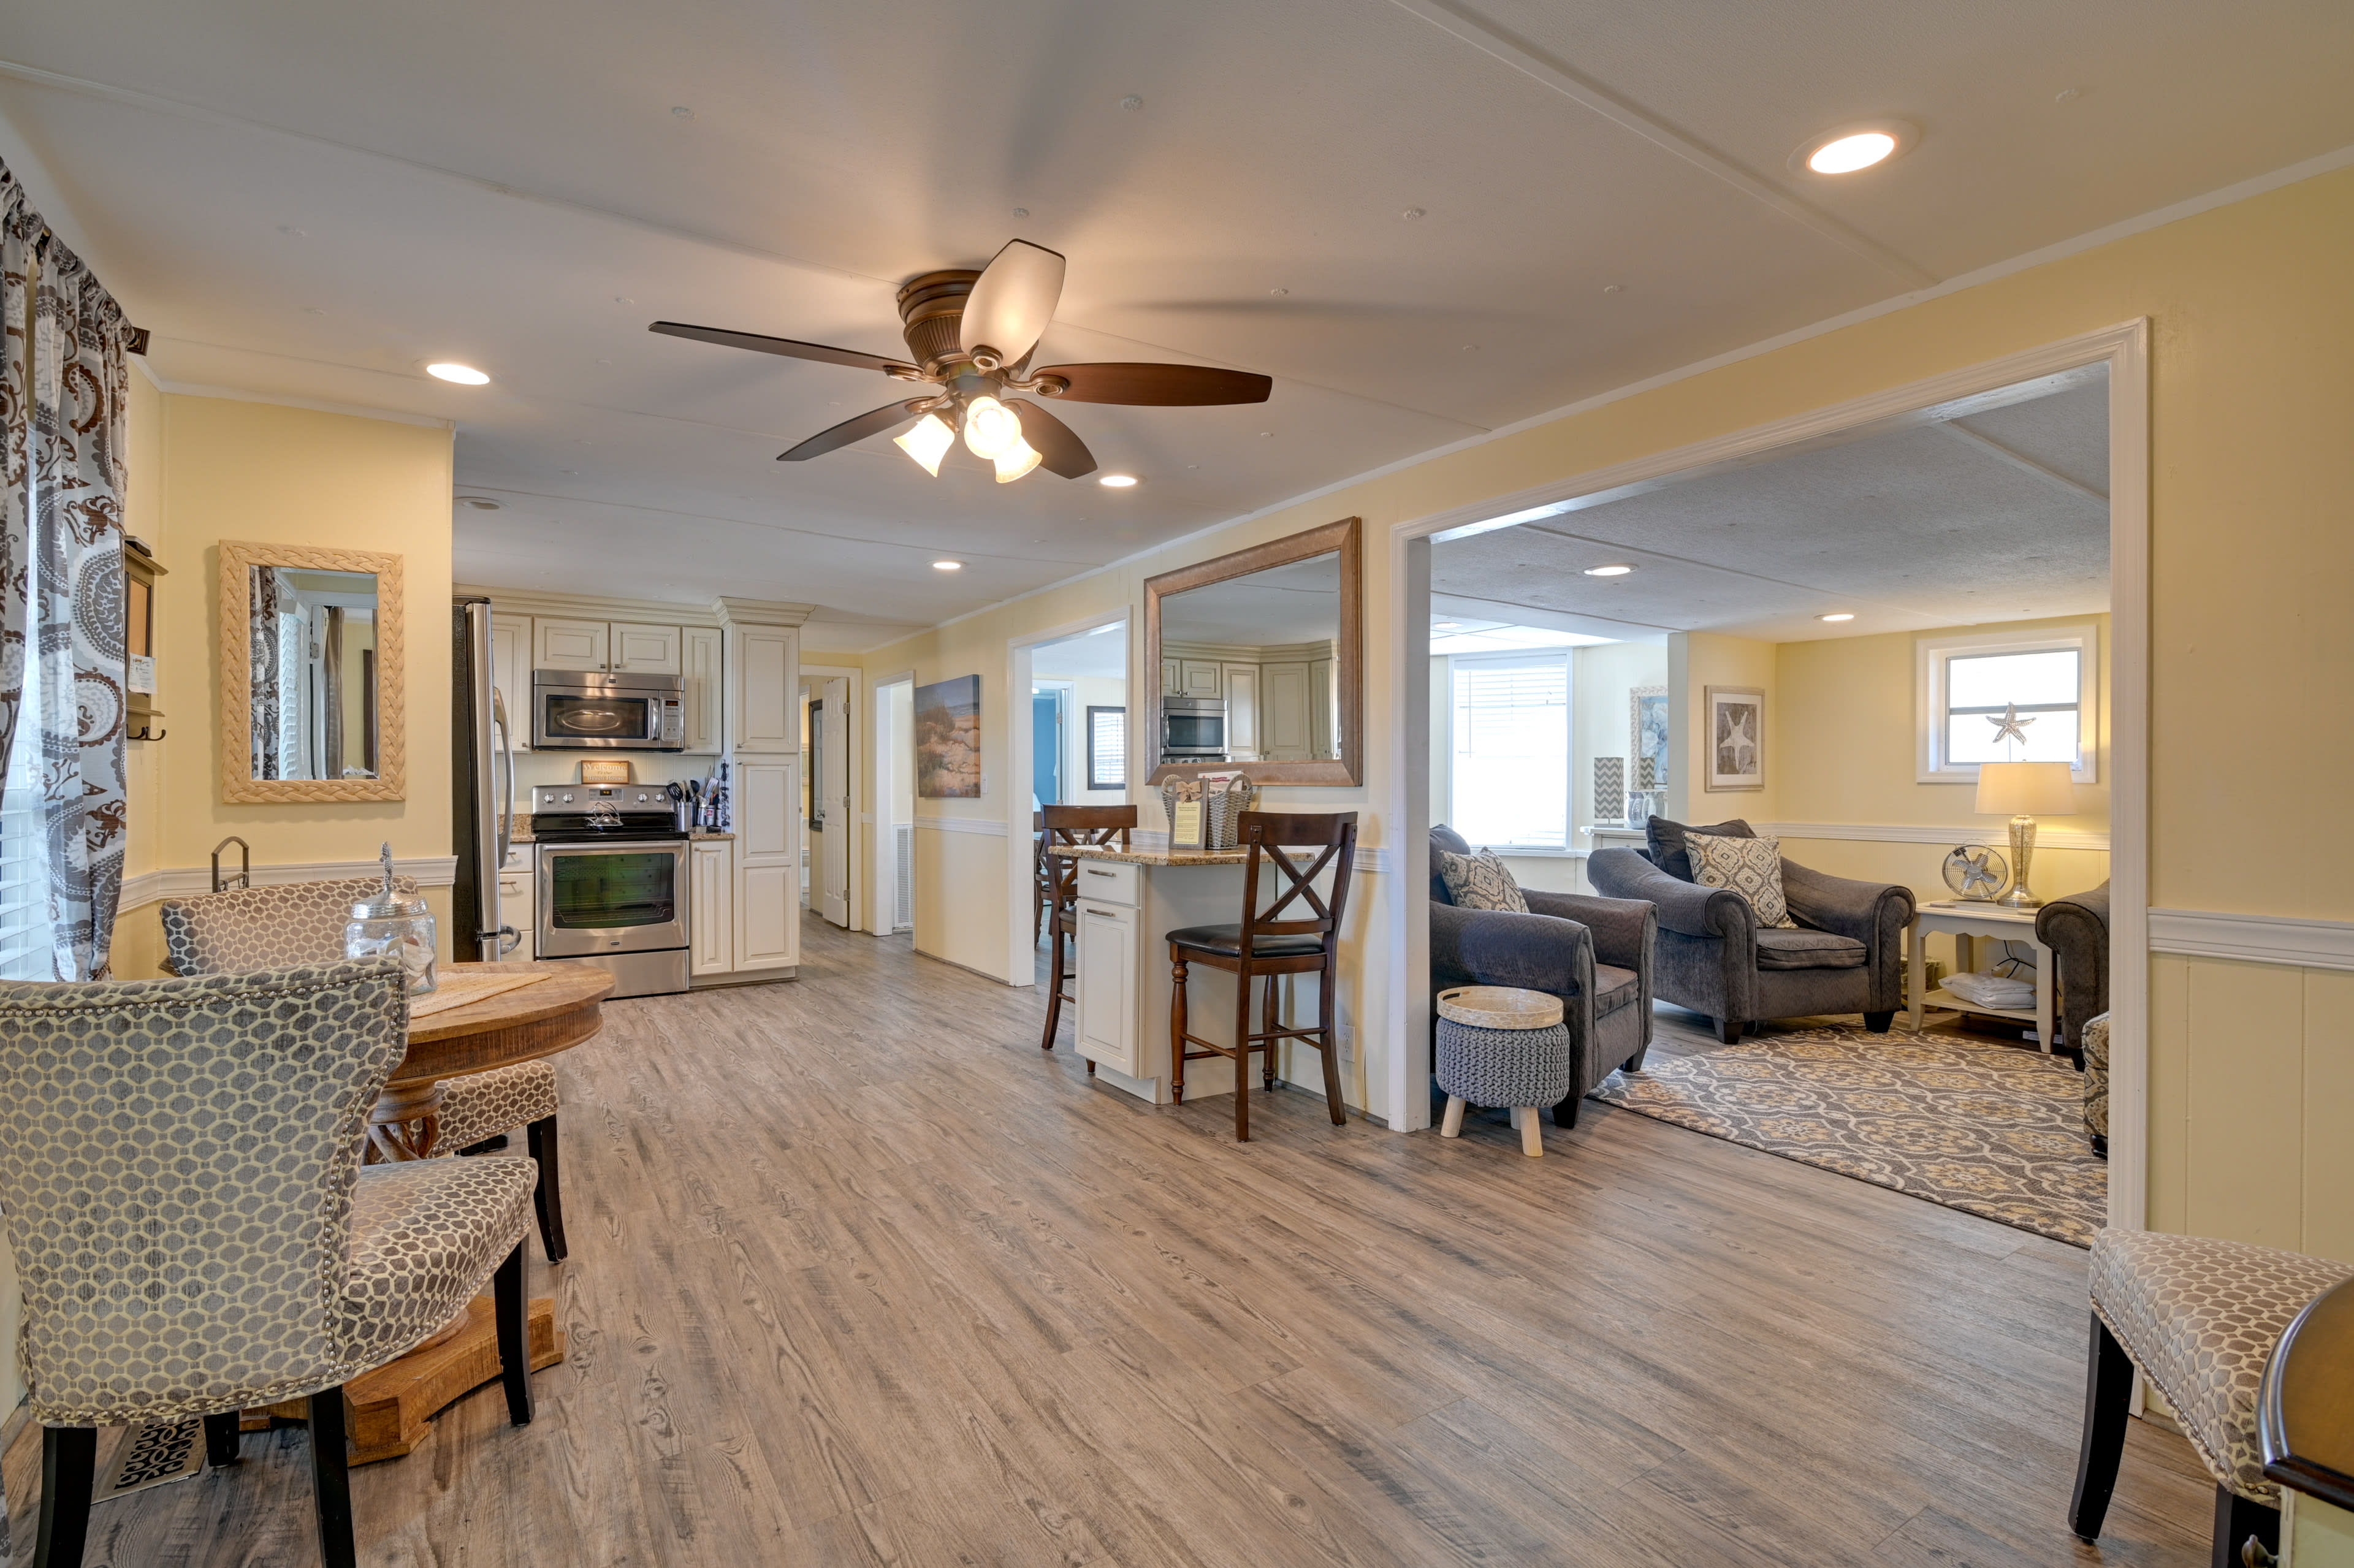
0, 961, 539, 1568
161, 877, 568, 1261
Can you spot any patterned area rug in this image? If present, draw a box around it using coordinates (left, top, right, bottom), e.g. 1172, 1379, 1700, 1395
1590, 1026, 2105, 1247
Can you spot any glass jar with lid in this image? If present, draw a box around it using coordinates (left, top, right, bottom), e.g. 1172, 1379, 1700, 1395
345, 890, 438, 994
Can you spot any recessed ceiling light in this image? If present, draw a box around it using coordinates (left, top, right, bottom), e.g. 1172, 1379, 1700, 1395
1098, 474, 1139, 488
426, 362, 490, 385
1431, 621, 1460, 630
1794, 120, 1917, 175
1819, 612, 1856, 622
1583, 563, 1635, 577
456, 497, 503, 511
932, 560, 962, 571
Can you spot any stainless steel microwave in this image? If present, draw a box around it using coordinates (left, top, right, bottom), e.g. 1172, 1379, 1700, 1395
530, 669, 686, 751
1160, 696, 1227, 760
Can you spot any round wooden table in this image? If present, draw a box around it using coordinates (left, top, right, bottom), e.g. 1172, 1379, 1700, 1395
343, 961, 614, 1464
366, 962, 614, 1162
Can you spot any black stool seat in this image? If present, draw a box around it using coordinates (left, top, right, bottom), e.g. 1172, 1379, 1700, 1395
1167, 923, 1325, 958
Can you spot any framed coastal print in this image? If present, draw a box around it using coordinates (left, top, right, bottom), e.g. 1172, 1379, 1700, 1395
914, 675, 982, 798
1704, 685, 1764, 792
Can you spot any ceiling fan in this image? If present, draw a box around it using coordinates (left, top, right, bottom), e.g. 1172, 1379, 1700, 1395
650, 240, 1272, 484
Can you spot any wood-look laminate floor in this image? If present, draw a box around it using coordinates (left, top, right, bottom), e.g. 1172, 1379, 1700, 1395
7, 916, 2214, 1566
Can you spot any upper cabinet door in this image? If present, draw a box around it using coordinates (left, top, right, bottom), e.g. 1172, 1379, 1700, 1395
728, 625, 798, 752
610, 622, 683, 674
1260, 661, 1311, 759
680, 628, 723, 753
1160, 658, 1181, 697
1223, 664, 1259, 759
1179, 660, 1222, 698
490, 615, 532, 752
535, 618, 608, 671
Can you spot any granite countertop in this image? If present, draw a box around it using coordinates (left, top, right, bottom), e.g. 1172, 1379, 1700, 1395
1052, 843, 1252, 867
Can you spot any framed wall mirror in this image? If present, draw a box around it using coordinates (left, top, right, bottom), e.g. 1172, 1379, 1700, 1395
218, 541, 406, 802
1145, 516, 1362, 786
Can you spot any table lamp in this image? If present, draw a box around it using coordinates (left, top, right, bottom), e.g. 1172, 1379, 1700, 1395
1974, 761, 2076, 910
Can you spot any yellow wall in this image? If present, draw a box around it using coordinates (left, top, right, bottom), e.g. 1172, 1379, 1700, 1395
111, 392, 456, 978
1772, 614, 2112, 905
857, 164, 2354, 1236
1670, 631, 1780, 824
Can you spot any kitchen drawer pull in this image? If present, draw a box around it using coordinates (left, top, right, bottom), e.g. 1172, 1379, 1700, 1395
1086, 908, 1118, 919
1084, 867, 1116, 877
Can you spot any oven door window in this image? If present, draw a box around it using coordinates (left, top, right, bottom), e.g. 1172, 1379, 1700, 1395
548, 851, 679, 929
1164, 712, 1225, 750
543, 695, 653, 742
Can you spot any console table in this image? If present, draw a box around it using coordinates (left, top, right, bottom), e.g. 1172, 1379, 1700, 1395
1906, 902, 2055, 1052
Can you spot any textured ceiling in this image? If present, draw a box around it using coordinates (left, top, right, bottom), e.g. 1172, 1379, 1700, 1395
1432, 378, 2109, 642
0, 0, 2339, 638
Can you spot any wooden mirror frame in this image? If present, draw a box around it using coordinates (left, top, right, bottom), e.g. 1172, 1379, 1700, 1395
1144, 516, 1362, 787
218, 540, 406, 803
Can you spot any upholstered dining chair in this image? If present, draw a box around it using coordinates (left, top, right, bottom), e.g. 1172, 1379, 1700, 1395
0, 959, 539, 1568
160, 877, 569, 1262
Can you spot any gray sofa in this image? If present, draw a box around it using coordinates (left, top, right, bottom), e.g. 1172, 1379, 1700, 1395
1429, 826, 1656, 1126
2035, 881, 2109, 1061
1585, 818, 1914, 1043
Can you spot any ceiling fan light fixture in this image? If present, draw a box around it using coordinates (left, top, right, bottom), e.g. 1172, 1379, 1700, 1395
894, 413, 956, 476
993, 436, 1044, 484
963, 394, 1023, 460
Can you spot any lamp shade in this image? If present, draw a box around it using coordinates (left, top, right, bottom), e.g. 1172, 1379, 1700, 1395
1975, 760, 2076, 816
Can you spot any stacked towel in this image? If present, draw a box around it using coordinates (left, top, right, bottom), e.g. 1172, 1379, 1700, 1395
1944, 971, 2036, 1009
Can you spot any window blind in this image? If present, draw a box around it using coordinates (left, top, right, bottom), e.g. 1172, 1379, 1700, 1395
0, 739, 54, 980
1087, 707, 1126, 790
1450, 654, 1569, 850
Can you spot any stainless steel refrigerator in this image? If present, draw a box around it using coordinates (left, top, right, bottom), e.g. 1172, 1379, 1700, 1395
451, 598, 519, 961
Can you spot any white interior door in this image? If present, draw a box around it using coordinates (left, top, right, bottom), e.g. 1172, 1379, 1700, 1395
817, 676, 851, 927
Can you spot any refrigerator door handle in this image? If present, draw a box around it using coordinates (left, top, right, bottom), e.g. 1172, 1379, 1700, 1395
492, 687, 515, 866
495, 924, 522, 956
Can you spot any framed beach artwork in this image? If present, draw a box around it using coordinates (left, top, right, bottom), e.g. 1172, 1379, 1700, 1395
1704, 685, 1765, 792
914, 675, 982, 798
1629, 686, 1668, 789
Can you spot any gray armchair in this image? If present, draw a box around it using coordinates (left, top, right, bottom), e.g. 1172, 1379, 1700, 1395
1429, 826, 1656, 1127
1585, 818, 1913, 1043
2035, 881, 2109, 1060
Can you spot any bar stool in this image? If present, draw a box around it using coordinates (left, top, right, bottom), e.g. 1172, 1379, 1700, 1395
1167, 810, 1358, 1141
1038, 804, 1138, 1057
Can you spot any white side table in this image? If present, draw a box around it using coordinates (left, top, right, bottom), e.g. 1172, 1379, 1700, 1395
1906, 901, 2056, 1052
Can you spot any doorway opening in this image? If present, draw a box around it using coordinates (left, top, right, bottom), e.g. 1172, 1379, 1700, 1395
870, 673, 916, 938
1006, 615, 1129, 984
799, 664, 861, 931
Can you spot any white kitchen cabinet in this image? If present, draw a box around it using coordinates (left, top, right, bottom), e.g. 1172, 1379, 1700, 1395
690, 837, 734, 975
1160, 658, 1181, 698
731, 756, 798, 971
495, 841, 535, 959
1179, 659, 1222, 698
534, 618, 608, 672
728, 626, 798, 753
1222, 664, 1259, 759
1309, 657, 1336, 760
1260, 661, 1311, 760
610, 622, 682, 674
490, 615, 531, 752
1074, 899, 1139, 1075
680, 627, 723, 753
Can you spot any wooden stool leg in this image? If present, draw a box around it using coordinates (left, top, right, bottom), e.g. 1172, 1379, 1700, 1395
1517, 1107, 1544, 1158
1040, 920, 1068, 1050
1167, 951, 1189, 1104
1441, 1097, 1466, 1137
1232, 964, 1255, 1142
1316, 959, 1346, 1125
1262, 972, 1281, 1089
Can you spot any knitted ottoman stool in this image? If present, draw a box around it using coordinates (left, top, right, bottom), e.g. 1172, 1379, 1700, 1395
1435, 986, 1571, 1158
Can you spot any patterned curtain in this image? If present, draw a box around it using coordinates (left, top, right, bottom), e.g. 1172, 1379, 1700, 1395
250, 565, 281, 777
0, 163, 130, 980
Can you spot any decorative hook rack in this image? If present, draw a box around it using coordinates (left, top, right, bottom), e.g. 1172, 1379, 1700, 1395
128, 723, 166, 742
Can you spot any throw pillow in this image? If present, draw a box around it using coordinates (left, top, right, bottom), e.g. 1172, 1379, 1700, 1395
1645, 816, 1755, 882
1436, 848, 1529, 913
1685, 831, 1797, 929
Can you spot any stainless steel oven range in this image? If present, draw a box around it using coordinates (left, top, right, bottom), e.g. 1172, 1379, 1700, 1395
530, 669, 686, 751
528, 784, 689, 998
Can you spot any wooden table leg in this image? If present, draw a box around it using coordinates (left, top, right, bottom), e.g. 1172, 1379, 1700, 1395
367, 1079, 446, 1162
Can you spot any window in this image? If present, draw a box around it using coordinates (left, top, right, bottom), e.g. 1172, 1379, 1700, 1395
1917, 623, 2098, 782
0, 727, 55, 980
1450, 653, 1569, 850
1086, 706, 1126, 790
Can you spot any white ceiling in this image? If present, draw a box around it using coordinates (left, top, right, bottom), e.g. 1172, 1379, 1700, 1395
2, 0, 2344, 641
1433, 376, 2109, 642
1162, 552, 1344, 645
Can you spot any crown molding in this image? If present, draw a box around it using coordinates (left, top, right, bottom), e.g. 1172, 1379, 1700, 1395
457, 583, 728, 627
713, 597, 816, 628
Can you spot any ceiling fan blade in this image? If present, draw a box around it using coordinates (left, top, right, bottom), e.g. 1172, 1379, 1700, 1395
960, 240, 1065, 363
1005, 399, 1097, 479
651, 321, 911, 374
777, 400, 925, 462
1030, 363, 1272, 406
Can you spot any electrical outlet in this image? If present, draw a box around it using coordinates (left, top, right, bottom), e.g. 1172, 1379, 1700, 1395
1336, 1022, 1357, 1064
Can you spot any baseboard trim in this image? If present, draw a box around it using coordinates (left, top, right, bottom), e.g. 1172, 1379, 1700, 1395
1762, 821, 2112, 852
120, 856, 460, 913
2147, 908, 2354, 972
688, 968, 799, 989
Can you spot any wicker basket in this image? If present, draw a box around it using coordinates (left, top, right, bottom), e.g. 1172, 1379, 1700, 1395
1160, 775, 1257, 850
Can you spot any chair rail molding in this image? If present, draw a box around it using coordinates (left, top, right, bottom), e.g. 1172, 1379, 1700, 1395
120, 856, 460, 912
2147, 908, 2354, 972
1762, 821, 2112, 852
915, 815, 1009, 837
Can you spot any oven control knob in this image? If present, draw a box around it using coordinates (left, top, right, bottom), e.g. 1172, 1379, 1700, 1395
561, 793, 572, 802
